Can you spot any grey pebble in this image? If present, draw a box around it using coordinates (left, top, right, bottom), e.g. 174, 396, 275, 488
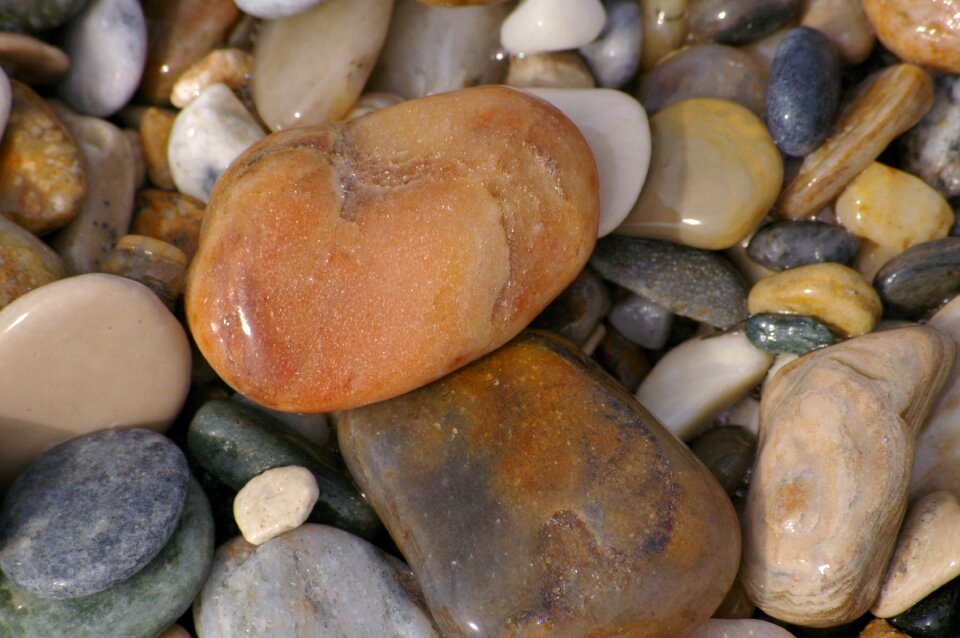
579, 0, 642, 89
874, 237, 960, 319
532, 266, 610, 346
607, 292, 673, 350
688, 0, 801, 45
903, 75, 960, 199
746, 220, 861, 271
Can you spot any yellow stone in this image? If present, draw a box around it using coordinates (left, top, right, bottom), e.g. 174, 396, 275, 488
613, 98, 782, 251
747, 263, 882, 337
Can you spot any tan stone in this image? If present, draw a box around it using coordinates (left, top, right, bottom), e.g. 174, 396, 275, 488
689, 619, 797, 637
233, 466, 320, 545
801, 0, 875, 65
742, 326, 955, 626
130, 189, 205, 260
505, 51, 596, 89
170, 48, 252, 109
640, 0, 688, 70
139, 107, 177, 190
0, 32, 69, 84
859, 619, 911, 637
862, 0, 960, 73
416, 0, 508, 4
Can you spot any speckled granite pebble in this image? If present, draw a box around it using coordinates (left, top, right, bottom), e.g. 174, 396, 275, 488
0, 214, 67, 309
874, 238, 960, 319
746, 220, 861, 271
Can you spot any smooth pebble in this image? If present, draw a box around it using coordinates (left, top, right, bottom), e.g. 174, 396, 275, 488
233, 466, 320, 545
130, 189, 205, 259
532, 266, 611, 346
235, 0, 329, 19
139, 107, 176, 190
888, 579, 960, 638
639, 0, 688, 69
0, 33, 69, 84
99, 235, 189, 309
688, 619, 797, 637
501, 0, 606, 55
607, 292, 673, 350
689, 0, 800, 45
579, 0, 643, 88
0, 214, 67, 310
862, 0, 960, 73
690, 425, 757, 497
170, 48, 252, 109
874, 238, 960, 319
800, 0, 875, 65
745, 313, 836, 355
746, 220, 861, 271
504, 51, 596, 89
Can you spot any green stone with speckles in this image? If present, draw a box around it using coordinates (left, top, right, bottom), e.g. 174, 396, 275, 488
745, 312, 837, 355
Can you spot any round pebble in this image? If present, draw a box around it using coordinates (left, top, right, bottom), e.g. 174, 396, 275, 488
800, 0, 875, 65
607, 292, 673, 350
862, 0, 960, 73
233, 466, 320, 545
169, 48, 252, 109
500, 0, 606, 55
579, 0, 642, 89
746, 220, 861, 271
874, 237, 960, 319
505, 51, 596, 89
688, 0, 800, 45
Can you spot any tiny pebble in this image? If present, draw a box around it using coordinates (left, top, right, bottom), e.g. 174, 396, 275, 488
234, 466, 320, 545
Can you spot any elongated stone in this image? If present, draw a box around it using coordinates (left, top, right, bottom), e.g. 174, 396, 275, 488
873, 238, 960, 319
745, 313, 836, 355
746, 220, 860, 271
688, 619, 797, 637
742, 325, 955, 626
338, 331, 741, 637
0, 0, 88, 32
0, 214, 67, 310
170, 48, 252, 109
500, 0, 606, 55
139, 107, 176, 190
0, 33, 69, 84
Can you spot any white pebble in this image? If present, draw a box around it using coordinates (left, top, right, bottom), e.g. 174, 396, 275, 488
501, 0, 607, 55
235, 0, 328, 20
234, 466, 320, 546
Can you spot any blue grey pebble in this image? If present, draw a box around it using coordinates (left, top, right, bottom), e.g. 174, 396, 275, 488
766, 27, 841, 157
689, 0, 800, 45
0, 428, 189, 599
746, 220, 860, 270
874, 237, 960, 319
579, 0, 642, 89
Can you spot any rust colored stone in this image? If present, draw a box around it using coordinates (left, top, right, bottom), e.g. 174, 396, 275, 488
139, 107, 177, 190
130, 189, 205, 260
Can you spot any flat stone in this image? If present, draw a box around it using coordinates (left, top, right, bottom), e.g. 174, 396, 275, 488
873, 238, 960, 319
500, 0, 606, 55
639, 0, 687, 69
745, 313, 836, 355
579, 0, 642, 89
169, 48, 252, 109
746, 220, 861, 271
338, 331, 741, 637
0, 273, 191, 487
590, 235, 749, 328
0, 0, 88, 31
0, 33, 69, 84
505, 51, 596, 89
0, 478, 214, 638
689, 0, 800, 45
690, 425, 757, 497
233, 466, 319, 545
139, 107, 176, 190
0, 428, 188, 599
531, 266, 610, 346
888, 579, 960, 638
742, 326, 955, 626
862, 0, 960, 74
607, 292, 673, 350
186, 86, 599, 413
800, 0, 875, 65
194, 524, 441, 638
688, 619, 798, 637
903, 76, 960, 199
235, 0, 329, 19
0, 214, 67, 310
130, 189, 205, 259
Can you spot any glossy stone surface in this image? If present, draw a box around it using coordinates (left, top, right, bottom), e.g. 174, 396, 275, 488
742, 326, 955, 626
500, 0, 606, 55
0, 33, 69, 84
860, 620, 911, 637
100, 235, 189, 309
590, 235, 748, 328
170, 48, 252, 109
338, 331, 741, 637
0, 0, 87, 31
689, 0, 800, 44
888, 579, 960, 638
640, 0, 688, 69
615, 98, 782, 250
690, 425, 756, 497
746, 220, 861, 271
579, 0, 643, 88
532, 267, 610, 346
0, 478, 213, 638
800, 0, 874, 65
874, 238, 960, 319
130, 189, 205, 259
0, 428, 188, 599
233, 465, 319, 545
193, 524, 441, 638
186, 86, 599, 413
862, 0, 960, 74
746, 313, 836, 355
766, 27, 841, 157
139, 107, 176, 190
903, 76, 960, 199
0, 215, 67, 309
235, 0, 328, 19
505, 51, 596, 89
607, 292, 672, 350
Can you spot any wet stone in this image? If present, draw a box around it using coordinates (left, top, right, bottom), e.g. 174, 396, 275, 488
505, 51, 596, 89
888, 578, 960, 638
170, 48, 252, 109
861, 620, 911, 637
862, 0, 960, 74
640, 0, 687, 70
902, 75, 960, 199
99, 235, 189, 310
233, 465, 319, 545
800, 0, 875, 66
0, 0, 88, 32
607, 292, 673, 350
690, 425, 757, 497
0, 428, 189, 599
532, 266, 611, 346
500, 0, 606, 55
873, 238, 960, 319
235, 0, 329, 19
130, 189, 205, 259
590, 235, 748, 329
0, 214, 68, 310
745, 313, 837, 355
689, 619, 798, 637
746, 220, 861, 271
689, 0, 801, 45
579, 0, 643, 89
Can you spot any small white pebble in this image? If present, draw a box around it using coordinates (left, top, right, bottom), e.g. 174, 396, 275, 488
234, 466, 320, 546
501, 0, 606, 55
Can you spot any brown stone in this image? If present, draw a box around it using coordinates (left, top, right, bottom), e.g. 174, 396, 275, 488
0, 32, 69, 84
185, 86, 599, 413
862, 0, 960, 73
338, 331, 741, 637
139, 107, 177, 190
0, 215, 68, 310
130, 189, 205, 259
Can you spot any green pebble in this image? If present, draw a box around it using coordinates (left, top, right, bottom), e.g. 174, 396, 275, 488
0, 0, 89, 32
745, 313, 836, 355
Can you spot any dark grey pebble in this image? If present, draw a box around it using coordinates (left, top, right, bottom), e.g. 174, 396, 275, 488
747, 220, 860, 270
874, 237, 960, 318
744, 313, 836, 355
688, 0, 800, 45
589, 235, 748, 329
0, 428, 188, 599
579, 0, 642, 89
532, 266, 610, 346
889, 577, 960, 638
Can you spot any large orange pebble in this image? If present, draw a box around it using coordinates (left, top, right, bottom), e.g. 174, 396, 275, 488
185, 85, 600, 413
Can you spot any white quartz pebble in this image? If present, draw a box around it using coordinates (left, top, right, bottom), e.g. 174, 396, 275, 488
688, 619, 797, 637
235, 0, 328, 20
168, 83, 265, 202
636, 331, 773, 440
523, 88, 650, 236
234, 466, 320, 546
501, 0, 607, 55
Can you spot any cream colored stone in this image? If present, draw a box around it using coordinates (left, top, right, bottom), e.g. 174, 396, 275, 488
636, 331, 773, 441
170, 48, 252, 109
801, 0, 875, 65
688, 619, 797, 638
742, 326, 955, 626
872, 491, 960, 618
234, 466, 320, 545
500, 0, 606, 55
640, 0, 688, 70
718, 394, 761, 438
505, 51, 596, 89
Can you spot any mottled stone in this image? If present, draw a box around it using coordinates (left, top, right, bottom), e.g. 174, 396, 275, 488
500, 0, 606, 55
0, 429, 188, 598
186, 86, 599, 413
903, 76, 960, 199
640, 0, 687, 69
0, 80, 85, 235
235, 0, 329, 19
860, 620, 911, 637
615, 98, 782, 250
505, 51, 596, 89
742, 326, 955, 626
0, 478, 213, 638
766, 27, 841, 157
690, 425, 756, 497
888, 579, 960, 638
579, 0, 642, 88
800, 0, 874, 65
100, 235, 188, 309
862, 0, 960, 74
607, 292, 672, 350
592, 324, 650, 391
0, 33, 69, 84
339, 331, 741, 637
874, 238, 960, 319
0, 214, 67, 309
170, 48, 251, 110
689, 619, 798, 637
532, 266, 610, 346
745, 313, 836, 355
130, 189, 205, 259
0, 0, 87, 31
747, 262, 882, 337
591, 235, 747, 328
778, 64, 934, 220
139, 107, 176, 190
233, 466, 319, 545
689, 0, 800, 44
0, 274, 191, 487
194, 524, 441, 638
746, 220, 861, 271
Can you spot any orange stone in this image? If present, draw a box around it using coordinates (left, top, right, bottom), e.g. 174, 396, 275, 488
862, 0, 960, 73
185, 86, 599, 413
130, 189, 205, 260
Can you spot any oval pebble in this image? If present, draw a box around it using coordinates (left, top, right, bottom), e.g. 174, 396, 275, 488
99, 235, 189, 310
500, 0, 606, 55
139, 107, 176, 190
745, 313, 836, 355
607, 292, 673, 350
689, 0, 800, 45
579, 0, 643, 89
766, 27, 841, 157
746, 220, 861, 271
0, 214, 67, 310
0, 33, 69, 84
0, 428, 188, 599
233, 466, 320, 545
873, 237, 960, 319
862, 0, 960, 74
169, 48, 252, 109
640, 0, 687, 69
505, 51, 596, 89
888, 579, 960, 638
903, 76, 960, 199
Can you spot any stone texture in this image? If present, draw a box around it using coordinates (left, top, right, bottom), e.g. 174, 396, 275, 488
233, 465, 319, 545
862, 0, 960, 74
746, 220, 860, 271
860, 620, 911, 637
688, 619, 798, 637
186, 86, 599, 413
130, 189, 205, 259
0, 214, 68, 310
800, 0, 874, 65
235, 0, 329, 19
170, 48, 252, 109
742, 326, 955, 626
873, 238, 960, 319
500, 0, 606, 55
903, 76, 960, 199
607, 292, 672, 350
745, 313, 836, 355
505, 51, 596, 89
338, 331, 741, 637
139, 107, 176, 190
690, 425, 757, 497
531, 266, 610, 346
99, 234, 189, 309
592, 325, 650, 392
0, 0, 87, 31
888, 579, 960, 638
345, 91, 405, 120
0, 33, 69, 84
579, 0, 643, 88
689, 0, 800, 45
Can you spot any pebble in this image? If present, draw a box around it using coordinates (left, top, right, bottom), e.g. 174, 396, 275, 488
0, 0, 88, 32
338, 331, 741, 637
690, 425, 757, 497
100, 235, 189, 309
167, 83, 265, 203
800, 0, 875, 65
860, 620, 911, 637
0, 273, 191, 487
0, 80, 86, 235
579, 0, 643, 89
903, 75, 960, 199
56, 0, 147, 117
186, 86, 599, 413
592, 324, 650, 391
170, 48, 252, 109
636, 330, 773, 440
590, 235, 749, 328
873, 238, 960, 319
234, 0, 328, 19
500, 0, 606, 55
531, 266, 611, 346
873, 491, 960, 618
251, 0, 393, 131
194, 524, 441, 638
741, 27, 789, 78
233, 466, 320, 546
689, 0, 801, 45
345, 91, 406, 120
0, 33, 69, 84
607, 292, 673, 350
139, 107, 176, 190
639, 0, 688, 69
156, 625, 191, 638
862, 0, 960, 73
130, 189, 205, 260
688, 619, 798, 637
0, 428, 189, 599
0, 478, 213, 638
742, 326, 955, 626
504, 51, 596, 89
637, 43, 767, 116
778, 64, 934, 220
746, 313, 836, 355
888, 579, 960, 638
747, 262, 883, 337
0, 214, 68, 310
766, 27, 841, 157
368, 0, 509, 99
524, 88, 650, 237
746, 220, 861, 271
231, 393, 331, 447
615, 98, 782, 250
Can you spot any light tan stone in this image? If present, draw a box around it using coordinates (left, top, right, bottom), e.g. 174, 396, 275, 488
689, 619, 797, 637
170, 48, 251, 109
345, 92, 405, 120
234, 466, 320, 545
859, 620, 911, 637
801, 0, 875, 65
640, 0, 688, 70
505, 51, 596, 89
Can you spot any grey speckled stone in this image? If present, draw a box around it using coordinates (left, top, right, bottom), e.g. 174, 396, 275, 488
747, 220, 861, 271
590, 235, 748, 328
0, 0, 88, 32
903, 76, 960, 199
0, 478, 214, 638
194, 524, 441, 638
0, 428, 189, 599
579, 0, 642, 89
874, 237, 960, 319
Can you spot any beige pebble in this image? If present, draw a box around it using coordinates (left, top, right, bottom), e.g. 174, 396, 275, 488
688, 619, 797, 637
139, 107, 177, 190
170, 48, 252, 109
234, 465, 320, 545
640, 0, 688, 70
100, 235, 189, 310
801, 0, 875, 65
862, 0, 960, 73
505, 51, 596, 89
122, 128, 146, 189
0, 32, 69, 84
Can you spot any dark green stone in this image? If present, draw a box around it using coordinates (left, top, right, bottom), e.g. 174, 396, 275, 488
0, 0, 88, 31
874, 237, 960, 319
0, 478, 213, 638
187, 399, 381, 540
532, 266, 610, 346
745, 313, 836, 354
888, 577, 960, 638
689, 426, 756, 497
